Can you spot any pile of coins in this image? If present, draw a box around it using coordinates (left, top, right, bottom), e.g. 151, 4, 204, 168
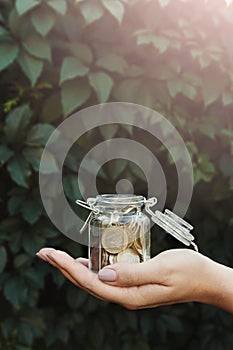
89, 217, 150, 271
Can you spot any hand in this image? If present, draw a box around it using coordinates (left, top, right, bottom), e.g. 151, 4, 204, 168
37, 248, 233, 313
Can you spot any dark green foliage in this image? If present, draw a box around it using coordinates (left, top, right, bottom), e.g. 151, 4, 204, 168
0, 0, 233, 349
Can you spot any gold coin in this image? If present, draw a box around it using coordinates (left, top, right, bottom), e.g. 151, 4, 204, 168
108, 254, 117, 265
101, 226, 129, 254
116, 248, 140, 263
134, 237, 143, 255
102, 250, 109, 267
124, 222, 140, 247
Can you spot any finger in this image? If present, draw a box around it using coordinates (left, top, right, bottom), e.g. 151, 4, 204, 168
37, 247, 57, 262
36, 250, 79, 287
76, 257, 89, 267
38, 249, 107, 300
44, 253, 80, 286
42, 249, 143, 305
98, 257, 167, 287
37, 248, 89, 267
37, 248, 87, 289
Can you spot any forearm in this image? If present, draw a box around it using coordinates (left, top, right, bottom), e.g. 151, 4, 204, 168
199, 258, 233, 313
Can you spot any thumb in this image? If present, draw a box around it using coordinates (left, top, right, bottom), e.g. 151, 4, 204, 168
98, 259, 163, 287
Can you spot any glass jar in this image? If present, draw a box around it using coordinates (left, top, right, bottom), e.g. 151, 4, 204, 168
86, 194, 150, 272
76, 194, 198, 272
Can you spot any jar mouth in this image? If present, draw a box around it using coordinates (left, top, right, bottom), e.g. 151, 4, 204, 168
95, 194, 145, 206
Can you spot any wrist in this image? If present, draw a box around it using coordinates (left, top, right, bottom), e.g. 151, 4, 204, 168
197, 256, 233, 313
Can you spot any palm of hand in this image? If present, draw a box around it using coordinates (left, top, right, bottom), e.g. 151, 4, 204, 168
38, 248, 207, 309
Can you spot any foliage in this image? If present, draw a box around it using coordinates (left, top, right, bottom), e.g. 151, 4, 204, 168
0, 0, 233, 349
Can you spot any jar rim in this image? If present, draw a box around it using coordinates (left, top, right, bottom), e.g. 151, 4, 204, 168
95, 194, 145, 206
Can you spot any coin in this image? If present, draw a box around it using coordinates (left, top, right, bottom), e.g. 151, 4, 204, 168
90, 247, 109, 271
101, 226, 129, 254
90, 247, 104, 271
108, 254, 117, 265
116, 248, 140, 263
134, 237, 143, 255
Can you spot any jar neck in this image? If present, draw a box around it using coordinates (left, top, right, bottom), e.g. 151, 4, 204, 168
90, 194, 145, 215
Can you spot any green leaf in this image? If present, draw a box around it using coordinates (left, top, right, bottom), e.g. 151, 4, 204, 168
4, 104, 31, 144
167, 79, 182, 97
3, 277, 27, 308
199, 54, 211, 69
0, 246, 7, 273
153, 36, 170, 53
6, 230, 22, 254
198, 154, 215, 174
96, 53, 127, 74
0, 217, 22, 234
26, 123, 55, 146
24, 267, 45, 288
41, 93, 62, 122
200, 123, 216, 139
99, 124, 119, 140
23, 147, 43, 171
0, 41, 19, 72
61, 79, 91, 116
22, 234, 45, 255
182, 83, 196, 100
18, 50, 43, 86
7, 156, 31, 188
113, 78, 141, 102
137, 32, 169, 53
67, 287, 87, 309
0, 25, 9, 38
31, 7, 55, 36
60, 56, 89, 84
80, 2, 104, 24
18, 322, 34, 346
16, 0, 39, 15
219, 154, 233, 177
21, 199, 43, 224
108, 159, 128, 180
202, 70, 227, 106
14, 254, 31, 269
0, 145, 14, 166
222, 90, 233, 106
1, 318, 17, 338
39, 149, 59, 174
47, 0, 67, 15
52, 268, 65, 287
68, 42, 93, 65
23, 33, 51, 61
8, 193, 27, 215
182, 71, 202, 86
101, 0, 125, 24
221, 129, 233, 137
158, 0, 170, 7
161, 314, 183, 333
88, 71, 114, 103
63, 174, 81, 201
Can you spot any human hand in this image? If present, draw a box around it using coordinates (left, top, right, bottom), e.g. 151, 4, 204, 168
37, 248, 233, 313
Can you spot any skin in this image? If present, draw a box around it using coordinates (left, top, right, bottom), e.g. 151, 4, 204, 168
37, 248, 233, 313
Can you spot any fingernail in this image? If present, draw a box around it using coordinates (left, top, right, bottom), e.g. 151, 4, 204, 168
98, 269, 117, 282
36, 253, 48, 262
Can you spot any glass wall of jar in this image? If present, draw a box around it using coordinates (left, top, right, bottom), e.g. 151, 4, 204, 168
88, 194, 150, 272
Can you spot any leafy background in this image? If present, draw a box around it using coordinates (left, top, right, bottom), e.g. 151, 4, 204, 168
0, 0, 233, 349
